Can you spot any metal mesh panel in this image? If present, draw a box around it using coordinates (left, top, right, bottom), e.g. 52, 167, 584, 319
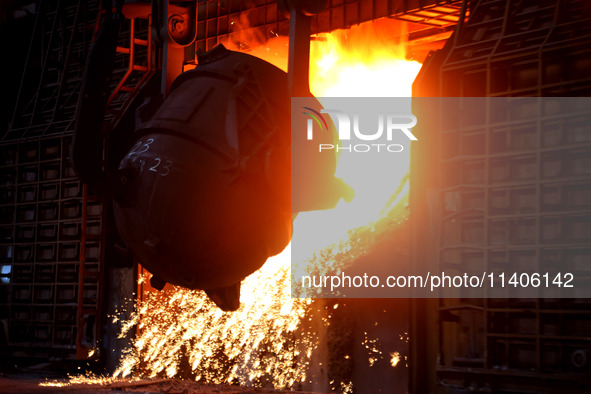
195, 0, 463, 52
0, 0, 107, 362
412, 0, 591, 392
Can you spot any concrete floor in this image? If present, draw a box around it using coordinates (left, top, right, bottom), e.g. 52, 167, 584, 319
0, 377, 321, 393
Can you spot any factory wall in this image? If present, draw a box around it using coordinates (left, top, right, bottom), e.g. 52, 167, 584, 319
0, 0, 142, 367
411, 0, 591, 392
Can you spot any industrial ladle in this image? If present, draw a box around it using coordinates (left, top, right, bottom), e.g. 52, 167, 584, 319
71, 0, 349, 311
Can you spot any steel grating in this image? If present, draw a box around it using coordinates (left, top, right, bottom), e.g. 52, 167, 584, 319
194, 0, 463, 53
411, 0, 591, 392
0, 0, 142, 363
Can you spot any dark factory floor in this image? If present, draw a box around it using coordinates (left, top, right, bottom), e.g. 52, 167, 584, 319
0, 376, 321, 393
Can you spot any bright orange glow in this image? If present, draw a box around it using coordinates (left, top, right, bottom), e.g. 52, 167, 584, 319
228, 19, 420, 253
294, 19, 420, 260
390, 351, 401, 367
103, 17, 420, 391
310, 20, 421, 97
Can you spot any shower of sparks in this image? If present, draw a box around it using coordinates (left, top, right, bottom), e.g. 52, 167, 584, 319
362, 331, 384, 367
341, 381, 354, 393
39, 373, 142, 388
39, 382, 68, 387
390, 351, 401, 367
112, 252, 323, 389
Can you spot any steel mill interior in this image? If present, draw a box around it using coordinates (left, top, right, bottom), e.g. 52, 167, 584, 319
1, 0, 590, 393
